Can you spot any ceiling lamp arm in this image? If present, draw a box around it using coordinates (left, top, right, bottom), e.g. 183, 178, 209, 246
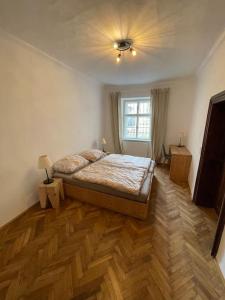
113, 39, 137, 62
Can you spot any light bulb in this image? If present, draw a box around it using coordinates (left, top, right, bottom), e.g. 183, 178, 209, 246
131, 49, 137, 56
113, 42, 118, 49
116, 56, 120, 63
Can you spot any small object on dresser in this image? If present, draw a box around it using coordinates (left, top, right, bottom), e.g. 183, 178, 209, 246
102, 137, 107, 152
38, 155, 54, 184
178, 131, 185, 147
39, 178, 64, 209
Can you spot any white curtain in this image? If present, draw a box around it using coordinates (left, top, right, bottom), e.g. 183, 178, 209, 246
110, 92, 123, 154
151, 88, 169, 162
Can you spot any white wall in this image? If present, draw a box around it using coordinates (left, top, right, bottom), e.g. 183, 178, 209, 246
0, 30, 104, 227
187, 30, 225, 278
104, 77, 196, 156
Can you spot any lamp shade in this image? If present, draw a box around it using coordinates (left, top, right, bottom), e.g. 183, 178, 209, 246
102, 138, 107, 145
38, 155, 53, 169
178, 131, 185, 138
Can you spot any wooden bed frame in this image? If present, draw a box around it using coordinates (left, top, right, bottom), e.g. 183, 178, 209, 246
63, 172, 155, 220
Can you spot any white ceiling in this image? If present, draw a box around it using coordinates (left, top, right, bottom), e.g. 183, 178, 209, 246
0, 0, 225, 84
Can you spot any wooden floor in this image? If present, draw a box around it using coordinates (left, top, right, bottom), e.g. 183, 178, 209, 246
0, 167, 225, 300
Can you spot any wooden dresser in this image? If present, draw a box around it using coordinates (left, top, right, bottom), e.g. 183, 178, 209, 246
169, 145, 192, 185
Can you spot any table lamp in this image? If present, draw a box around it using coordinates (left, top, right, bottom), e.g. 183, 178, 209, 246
178, 132, 185, 147
38, 155, 54, 184
102, 137, 107, 152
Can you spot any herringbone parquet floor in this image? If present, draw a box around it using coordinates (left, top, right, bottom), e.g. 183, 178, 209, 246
0, 167, 225, 300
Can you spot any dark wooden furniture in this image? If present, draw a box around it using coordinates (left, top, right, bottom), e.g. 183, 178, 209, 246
193, 90, 225, 257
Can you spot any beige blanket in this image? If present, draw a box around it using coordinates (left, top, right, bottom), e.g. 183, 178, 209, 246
100, 154, 151, 170
73, 154, 151, 195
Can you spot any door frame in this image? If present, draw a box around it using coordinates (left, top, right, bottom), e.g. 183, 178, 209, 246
212, 196, 225, 257
193, 90, 225, 257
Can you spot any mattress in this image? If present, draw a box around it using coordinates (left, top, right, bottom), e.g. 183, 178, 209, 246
53, 160, 155, 203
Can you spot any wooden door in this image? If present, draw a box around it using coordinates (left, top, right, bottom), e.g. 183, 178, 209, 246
216, 163, 225, 215
193, 92, 225, 213
193, 91, 225, 257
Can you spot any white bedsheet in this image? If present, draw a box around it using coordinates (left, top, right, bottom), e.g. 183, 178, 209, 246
101, 154, 151, 170
72, 154, 152, 195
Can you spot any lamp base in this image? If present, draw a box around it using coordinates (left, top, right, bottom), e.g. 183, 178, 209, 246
43, 178, 54, 185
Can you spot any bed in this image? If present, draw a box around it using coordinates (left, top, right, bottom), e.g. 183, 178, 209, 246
53, 153, 155, 220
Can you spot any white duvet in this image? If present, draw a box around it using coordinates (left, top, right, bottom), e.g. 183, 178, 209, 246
72, 154, 152, 195
101, 154, 151, 170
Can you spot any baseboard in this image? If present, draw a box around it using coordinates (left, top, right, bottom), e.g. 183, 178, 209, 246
0, 200, 39, 232
214, 258, 225, 283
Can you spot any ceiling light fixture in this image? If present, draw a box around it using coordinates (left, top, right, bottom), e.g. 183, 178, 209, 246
116, 53, 121, 63
113, 39, 137, 63
131, 48, 136, 56
113, 42, 118, 49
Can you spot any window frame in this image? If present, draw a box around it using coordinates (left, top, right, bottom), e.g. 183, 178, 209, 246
122, 97, 152, 142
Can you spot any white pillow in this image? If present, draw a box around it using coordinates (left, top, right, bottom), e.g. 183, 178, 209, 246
79, 149, 105, 162
53, 154, 89, 174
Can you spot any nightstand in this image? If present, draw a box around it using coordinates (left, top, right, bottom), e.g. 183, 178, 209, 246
169, 145, 192, 185
39, 178, 64, 208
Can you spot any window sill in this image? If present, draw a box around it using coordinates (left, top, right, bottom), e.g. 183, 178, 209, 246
122, 139, 151, 143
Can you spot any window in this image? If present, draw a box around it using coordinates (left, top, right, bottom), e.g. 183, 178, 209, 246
122, 97, 151, 141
